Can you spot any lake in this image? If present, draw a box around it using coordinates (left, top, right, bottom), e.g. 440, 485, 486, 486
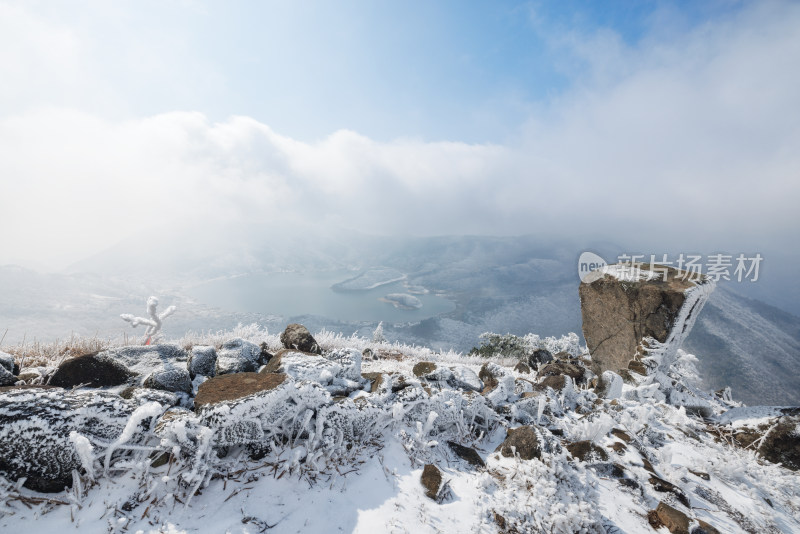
187, 271, 456, 323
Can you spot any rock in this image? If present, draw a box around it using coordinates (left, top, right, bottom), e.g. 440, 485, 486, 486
595, 370, 623, 399
758, 417, 800, 470
719, 407, 800, 470
413, 361, 437, 377
651, 502, 690, 534
448, 366, 483, 392
566, 440, 609, 462
579, 263, 713, 375
362, 348, 376, 360
280, 323, 321, 354
215, 338, 263, 375
528, 348, 553, 368
538, 361, 586, 385
361, 372, 385, 393
420, 464, 443, 500
611, 428, 632, 443
0, 352, 16, 375
495, 426, 540, 460
0, 365, 16, 387
692, 520, 721, 534
259, 342, 274, 364
0, 388, 162, 492
446, 441, 485, 467
513, 362, 531, 374
49, 352, 134, 388
188, 345, 217, 379
195, 372, 288, 409
100, 344, 189, 375
628, 359, 648, 376
537, 374, 569, 392
649, 476, 689, 506
143, 367, 192, 394
479, 362, 512, 393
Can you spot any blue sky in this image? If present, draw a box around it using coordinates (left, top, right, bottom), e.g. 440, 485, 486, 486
1, 0, 799, 312
1, 0, 750, 142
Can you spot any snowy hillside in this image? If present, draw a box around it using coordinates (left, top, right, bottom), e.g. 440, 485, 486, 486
0, 325, 798, 533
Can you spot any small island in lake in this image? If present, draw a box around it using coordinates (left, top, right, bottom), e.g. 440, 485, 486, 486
380, 293, 423, 310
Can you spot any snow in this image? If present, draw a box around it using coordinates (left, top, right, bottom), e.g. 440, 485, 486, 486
1, 328, 799, 533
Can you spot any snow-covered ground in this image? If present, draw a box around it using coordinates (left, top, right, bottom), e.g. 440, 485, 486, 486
0, 328, 798, 534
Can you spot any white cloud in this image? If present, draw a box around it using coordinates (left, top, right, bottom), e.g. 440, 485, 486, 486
0, 1, 799, 270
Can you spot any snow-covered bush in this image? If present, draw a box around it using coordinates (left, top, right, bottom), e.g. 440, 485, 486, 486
469, 331, 583, 361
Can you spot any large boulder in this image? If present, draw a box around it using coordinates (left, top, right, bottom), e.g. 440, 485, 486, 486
0, 351, 17, 376
0, 388, 163, 492
0, 364, 16, 387
49, 352, 134, 388
188, 345, 217, 379
280, 323, 322, 354
100, 344, 189, 374
215, 338, 263, 375
194, 372, 288, 409
143, 367, 192, 394
579, 263, 714, 375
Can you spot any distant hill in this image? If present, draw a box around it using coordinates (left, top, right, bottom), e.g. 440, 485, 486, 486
7, 234, 800, 406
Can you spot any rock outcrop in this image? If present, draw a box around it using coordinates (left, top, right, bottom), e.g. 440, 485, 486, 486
194, 372, 288, 409
188, 345, 217, 379
49, 352, 134, 388
579, 263, 714, 375
280, 323, 322, 354
215, 338, 263, 375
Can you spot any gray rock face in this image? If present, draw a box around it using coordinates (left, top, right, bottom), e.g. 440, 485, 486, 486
0, 354, 16, 386
280, 323, 321, 354
579, 263, 713, 375
49, 352, 134, 388
143, 367, 192, 394
215, 338, 263, 375
447, 366, 484, 392
0, 352, 16, 375
102, 344, 189, 375
188, 345, 217, 378
0, 388, 162, 492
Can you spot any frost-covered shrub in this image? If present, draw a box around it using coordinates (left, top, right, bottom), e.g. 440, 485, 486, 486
469, 332, 583, 361
479, 451, 604, 533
